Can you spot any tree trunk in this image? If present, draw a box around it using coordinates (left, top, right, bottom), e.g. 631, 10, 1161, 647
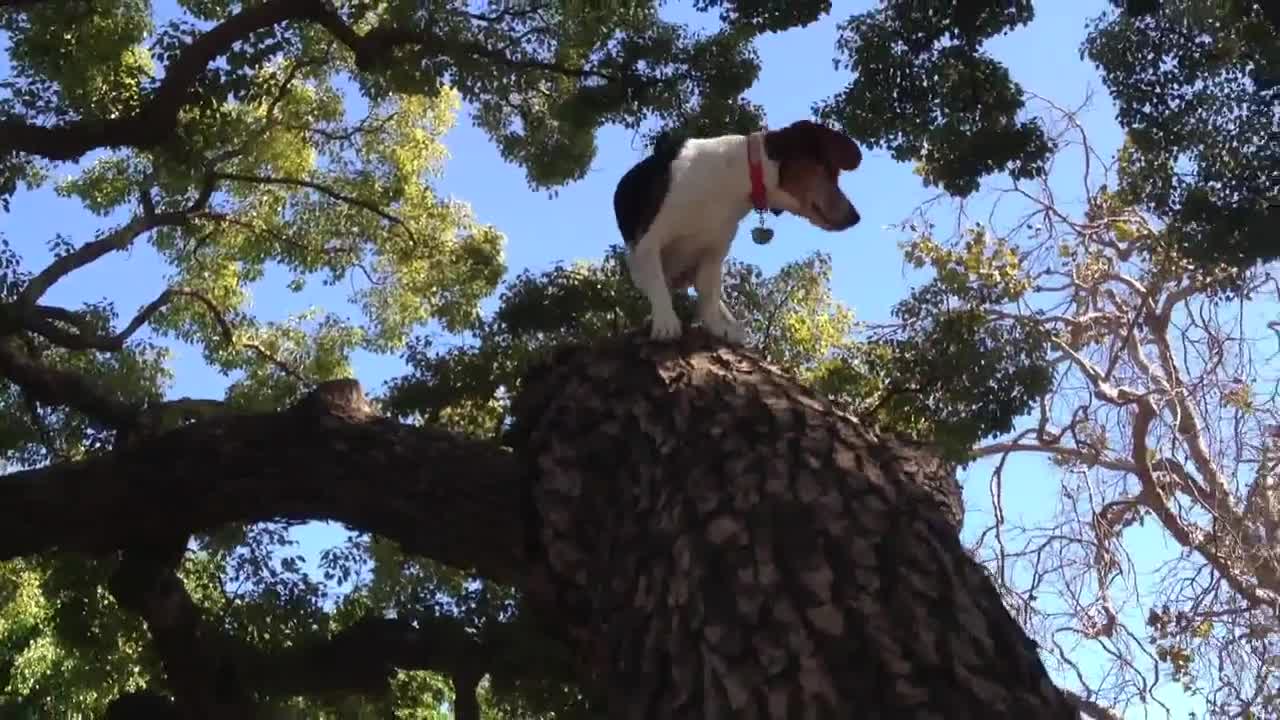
510, 330, 1076, 719
3, 330, 1079, 718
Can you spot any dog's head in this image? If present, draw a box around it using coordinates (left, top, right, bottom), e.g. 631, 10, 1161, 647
762, 120, 862, 231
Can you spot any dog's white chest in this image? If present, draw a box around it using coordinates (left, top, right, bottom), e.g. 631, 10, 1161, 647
650, 162, 747, 287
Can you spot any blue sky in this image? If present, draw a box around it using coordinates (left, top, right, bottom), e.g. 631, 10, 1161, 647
1, 1, 1236, 716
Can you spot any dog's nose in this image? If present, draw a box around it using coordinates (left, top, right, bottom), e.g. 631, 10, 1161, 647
844, 206, 861, 228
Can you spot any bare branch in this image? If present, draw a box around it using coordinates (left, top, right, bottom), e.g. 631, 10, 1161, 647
212, 171, 413, 243
1061, 688, 1122, 720
907, 90, 1280, 715
16, 211, 189, 308
972, 441, 1135, 474
15, 282, 306, 386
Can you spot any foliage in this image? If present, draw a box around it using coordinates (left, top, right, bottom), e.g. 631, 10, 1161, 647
389, 239, 1052, 469
0, 557, 156, 718
2, 0, 1274, 717
1084, 0, 1280, 272
927, 96, 1280, 717
0, 0, 884, 715
386, 246, 867, 434
854, 229, 1053, 461
818, 0, 1280, 273
815, 0, 1053, 196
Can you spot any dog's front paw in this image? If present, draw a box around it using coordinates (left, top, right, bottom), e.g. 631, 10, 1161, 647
702, 312, 746, 345
649, 310, 684, 341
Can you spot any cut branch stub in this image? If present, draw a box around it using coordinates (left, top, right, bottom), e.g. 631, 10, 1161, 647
510, 329, 1074, 719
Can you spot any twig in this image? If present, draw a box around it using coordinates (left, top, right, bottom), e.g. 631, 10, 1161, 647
213, 172, 415, 245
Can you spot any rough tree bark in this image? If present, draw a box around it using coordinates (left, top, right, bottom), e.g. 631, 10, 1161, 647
0, 330, 1078, 718
510, 331, 1076, 719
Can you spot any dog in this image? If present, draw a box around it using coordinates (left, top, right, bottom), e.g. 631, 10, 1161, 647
612, 119, 863, 344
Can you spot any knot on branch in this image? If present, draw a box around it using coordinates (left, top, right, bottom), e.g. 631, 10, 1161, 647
290, 378, 376, 422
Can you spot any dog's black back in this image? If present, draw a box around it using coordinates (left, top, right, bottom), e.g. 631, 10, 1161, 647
613, 133, 687, 248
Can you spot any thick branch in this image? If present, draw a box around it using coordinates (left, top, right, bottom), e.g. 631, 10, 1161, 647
112, 543, 505, 700
451, 670, 482, 720
0, 379, 526, 585
1, 334, 1075, 718
0, 0, 319, 161
252, 614, 486, 697
509, 330, 1072, 718
108, 534, 255, 714
0, 336, 140, 428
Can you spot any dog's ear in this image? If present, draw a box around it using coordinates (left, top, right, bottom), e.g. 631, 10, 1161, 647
766, 120, 863, 173
801, 120, 862, 171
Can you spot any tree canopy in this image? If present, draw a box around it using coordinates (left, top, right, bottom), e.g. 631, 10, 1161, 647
0, 0, 1277, 718
818, 0, 1279, 274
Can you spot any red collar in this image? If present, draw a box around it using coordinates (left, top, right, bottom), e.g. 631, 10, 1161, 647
746, 131, 767, 211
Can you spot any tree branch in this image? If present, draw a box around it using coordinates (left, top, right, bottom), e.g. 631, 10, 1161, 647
0, 0, 320, 161
213, 171, 413, 243
972, 441, 1136, 474
0, 379, 526, 586
108, 533, 255, 714
450, 668, 482, 720
1130, 401, 1280, 610
0, 0, 627, 162
15, 210, 194, 309
108, 532, 517, 710
1, 331, 1077, 718
20, 287, 184, 353
0, 336, 140, 429
164, 286, 309, 382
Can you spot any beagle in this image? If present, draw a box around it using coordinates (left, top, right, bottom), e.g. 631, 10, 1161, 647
612, 120, 863, 344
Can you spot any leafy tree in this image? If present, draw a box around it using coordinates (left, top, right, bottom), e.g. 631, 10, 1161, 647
0, 0, 791, 714
884, 94, 1280, 718
387, 247, 859, 432
0, 1, 1076, 718
23, 0, 1275, 716
818, 0, 1280, 274
810, 3, 1279, 712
